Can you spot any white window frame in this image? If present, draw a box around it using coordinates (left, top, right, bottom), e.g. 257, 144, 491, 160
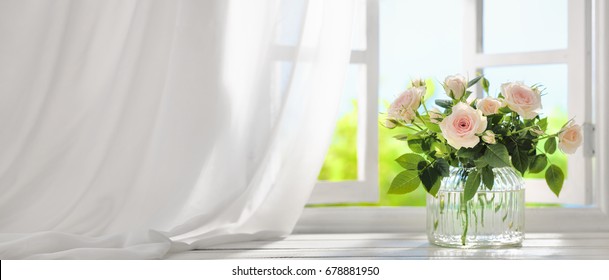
307, 0, 380, 204
464, 0, 591, 205
297, 0, 609, 233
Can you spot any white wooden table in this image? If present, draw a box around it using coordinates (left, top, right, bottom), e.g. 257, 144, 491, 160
167, 232, 609, 260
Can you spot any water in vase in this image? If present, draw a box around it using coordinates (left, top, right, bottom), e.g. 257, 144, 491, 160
427, 167, 525, 248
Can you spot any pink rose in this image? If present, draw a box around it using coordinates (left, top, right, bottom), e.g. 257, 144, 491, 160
439, 102, 488, 149
476, 97, 502, 116
558, 123, 583, 154
501, 82, 542, 119
388, 87, 424, 123
443, 74, 467, 100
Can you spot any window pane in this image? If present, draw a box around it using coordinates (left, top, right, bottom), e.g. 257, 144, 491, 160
276, 0, 366, 50
483, 64, 569, 205
379, 0, 463, 103
378, 0, 463, 206
317, 64, 365, 182
483, 0, 568, 54
270, 61, 293, 123
275, 0, 306, 46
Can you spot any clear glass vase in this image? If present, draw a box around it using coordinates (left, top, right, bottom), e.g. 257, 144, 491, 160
426, 166, 525, 248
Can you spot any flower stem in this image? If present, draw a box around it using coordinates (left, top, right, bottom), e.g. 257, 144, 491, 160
535, 134, 558, 141
403, 125, 421, 132
421, 100, 431, 115
461, 193, 469, 246
509, 127, 530, 135
510, 125, 549, 136
412, 122, 425, 130
417, 115, 429, 127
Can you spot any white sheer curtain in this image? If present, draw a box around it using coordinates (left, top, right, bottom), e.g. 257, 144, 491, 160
0, 0, 355, 259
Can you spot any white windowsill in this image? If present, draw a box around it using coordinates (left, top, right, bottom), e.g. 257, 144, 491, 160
166, 232, 609, 259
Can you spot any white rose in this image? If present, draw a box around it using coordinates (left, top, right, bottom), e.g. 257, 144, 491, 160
439, 102, 488, 149
558, 123, 583, 154
443, 74, 467, 100
481, 130, 496, 144
501, 82, 542, 119
388, 87, 425, 123
476, 97, 502, 116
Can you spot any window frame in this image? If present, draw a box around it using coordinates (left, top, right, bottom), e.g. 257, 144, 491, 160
464, 0, 592, 205
297, 0, 609, 233
307, 0, 380, 204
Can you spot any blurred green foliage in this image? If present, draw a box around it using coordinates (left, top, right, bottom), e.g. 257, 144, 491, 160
317, 101, 358, 181
315, 100, 568, 207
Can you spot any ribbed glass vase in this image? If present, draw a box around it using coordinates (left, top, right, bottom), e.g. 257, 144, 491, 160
426, 166, 525, 248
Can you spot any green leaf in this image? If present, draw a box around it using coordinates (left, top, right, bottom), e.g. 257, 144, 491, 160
488, 114, 503, 126
456, 145, 483, 159
417, 161, 428, 170
433, 158, 450, 177
428, 177, 442, 197
524, 119, 535, 127
393, 134, 409, 141
467, 76, 483, 88
545, 137, 557, 154
389, 170, 421, 194
481, 166, 494, 190
432, 141, 449, 155
464, 170, 481, 201
537, 117, 548, 131
468, 96, 476, 107
435, 99, 453, 109
474, 157, 489, 169
482, 144, 511, 168
448, 156, 460, 168
420, 166, 439, 194
545, 164, 564, 197
395, 154, 426, 170
463, 90, 473, 101
498, 107, 512, 114
481, 77, 490, 93
426, 122, 442, 133
511, 145, 529, 176
407, 139, 424, 153
421, 138, 432, 152
529, 154, 548, 174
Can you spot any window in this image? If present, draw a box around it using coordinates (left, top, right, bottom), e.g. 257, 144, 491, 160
465, 0, 592, 205
296, 0, 609, 233
312, 0, 590, 205
309, 0, 379, 204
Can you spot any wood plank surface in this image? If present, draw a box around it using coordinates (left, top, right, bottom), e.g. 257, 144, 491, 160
166, 233, 609, 260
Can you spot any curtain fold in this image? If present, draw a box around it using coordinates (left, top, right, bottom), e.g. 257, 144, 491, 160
0, 0, 355, 259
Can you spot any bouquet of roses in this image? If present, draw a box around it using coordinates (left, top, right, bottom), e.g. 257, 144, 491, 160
383, 74, 583, 201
